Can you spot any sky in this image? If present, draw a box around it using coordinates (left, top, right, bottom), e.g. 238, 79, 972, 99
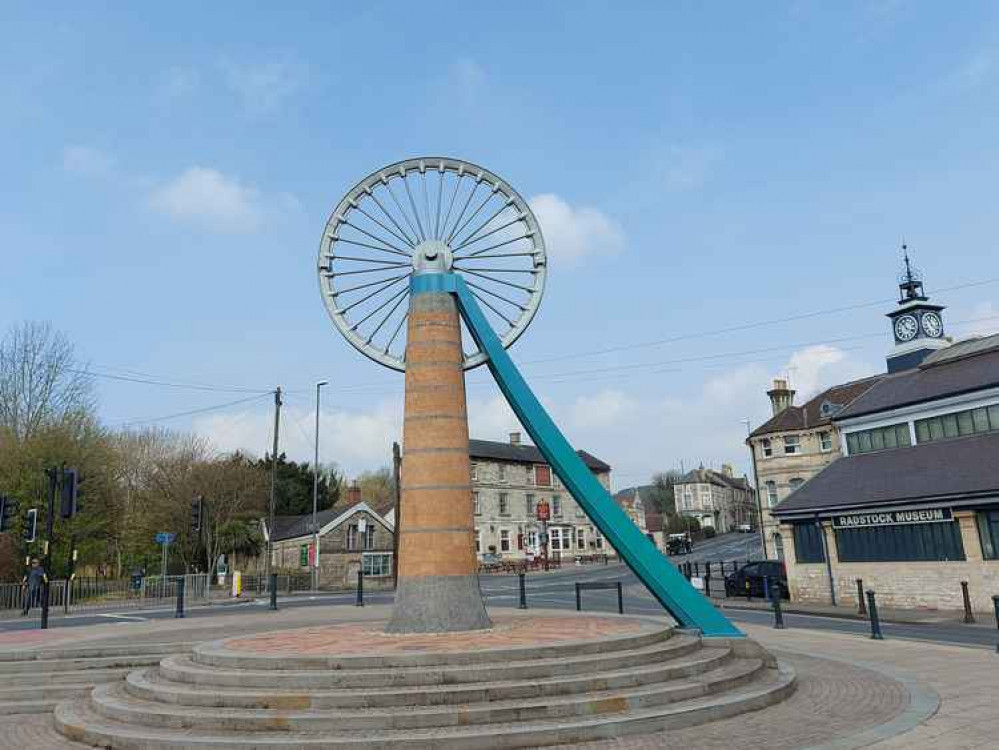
3, 2, 998, 489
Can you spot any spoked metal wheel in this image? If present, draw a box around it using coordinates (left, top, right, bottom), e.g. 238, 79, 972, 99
318, 157, 547, 371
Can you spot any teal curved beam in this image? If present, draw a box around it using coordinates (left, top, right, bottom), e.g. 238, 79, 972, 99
410, 272, 744, 638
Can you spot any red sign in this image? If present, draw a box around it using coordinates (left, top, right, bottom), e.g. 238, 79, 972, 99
536, 499, 550, 521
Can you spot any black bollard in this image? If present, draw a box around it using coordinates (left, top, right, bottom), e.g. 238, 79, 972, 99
40, 581, 50, 630
866, 590, 883, 640
704, 571, 711, 598
961, 581, 975, 624
763, 575, 771, 602
518, 572, 527, 610
356, 570, 364, 607
575, 583, 582, 611
770, 578, 785, 629
175, 576, 186, 619
694, 562, 700, 577
856, 578, 867, 615
993, 595, 999, 654
268, 573, 278, 611
616, 581, 624, 615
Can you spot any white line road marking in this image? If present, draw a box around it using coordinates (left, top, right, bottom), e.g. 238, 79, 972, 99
97, 613, 147, 622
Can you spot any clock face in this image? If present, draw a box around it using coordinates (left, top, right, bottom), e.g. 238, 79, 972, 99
894, 314, 918, 342
921, 311, 943, 338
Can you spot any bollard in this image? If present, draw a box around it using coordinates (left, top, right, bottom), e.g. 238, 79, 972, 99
40, 581, 50, 630
175, 576, 186, 619
518, 572, 527, 610
856, 578, 867, 615
993, 595, 999, 654
770, 578, 785, 629
616, 581, 624, 615
268, 573, 278, 611
866, 590, 883, 640
575, 583, 582, 612
603, 554, 608, 566
704, 571, 711, 598
763, 575, 770, 602
745, 579, 752, 602
356, 570, 364, 607
694, 562, 700, 577
961, 581, 975, 624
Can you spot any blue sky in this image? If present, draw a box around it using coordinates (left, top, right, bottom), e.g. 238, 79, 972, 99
3, 3, 998, 487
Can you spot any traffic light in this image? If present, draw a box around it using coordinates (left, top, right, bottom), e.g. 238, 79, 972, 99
23, 509, 37, 543
0, 496, 16, 532
60, 468, 80, 518
190, 497, 204, 534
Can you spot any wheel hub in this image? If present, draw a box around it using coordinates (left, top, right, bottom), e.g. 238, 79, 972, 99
413, 239, 453, 275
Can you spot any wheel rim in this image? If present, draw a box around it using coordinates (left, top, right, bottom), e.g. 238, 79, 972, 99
318, 157, 547, 371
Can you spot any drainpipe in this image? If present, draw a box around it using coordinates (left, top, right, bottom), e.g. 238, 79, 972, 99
817, 513, 837, 606
744, 422, 768, 560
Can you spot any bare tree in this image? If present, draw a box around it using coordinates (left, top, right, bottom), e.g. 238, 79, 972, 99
0, 321, 96, 440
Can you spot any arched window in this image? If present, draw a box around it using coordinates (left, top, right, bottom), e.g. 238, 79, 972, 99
765, 481, 778, 507
773, 532, 785, 561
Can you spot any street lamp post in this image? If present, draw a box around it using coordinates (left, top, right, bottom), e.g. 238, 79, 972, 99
743, 418, 768, 561
312, 380, 328, 591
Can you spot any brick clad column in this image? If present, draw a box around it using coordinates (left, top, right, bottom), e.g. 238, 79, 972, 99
385, 290, 492, 633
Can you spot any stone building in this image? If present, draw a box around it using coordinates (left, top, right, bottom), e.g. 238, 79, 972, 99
673, 465, 756, 534
471, 433, 613, 561
772, 264, 999, 614
611, 486, 651, 535
747, 375, 884, 559
263, 484, 395, 589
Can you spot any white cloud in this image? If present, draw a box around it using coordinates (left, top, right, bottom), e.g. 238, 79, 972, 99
63, 145, 114, 177
529, 194, 625, 266
220, 59, 307, 114
147, 167, 267, 233
569, 389, 638, 430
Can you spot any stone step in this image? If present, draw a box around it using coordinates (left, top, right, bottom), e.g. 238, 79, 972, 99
0, 654, 165, 674
125, 647, 729, 709
0, 683, 95, 703
190, 623, 672, 671
159, 634, 702, 690
53, 664, 796, 749
0, 698, 63, 715
5, 666, 134, 686
94, 658, 764, 732
0, 642, 193, 663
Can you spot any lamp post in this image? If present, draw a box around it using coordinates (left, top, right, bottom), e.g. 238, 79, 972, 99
312, 380, 328, 591
743, 418, 768, 561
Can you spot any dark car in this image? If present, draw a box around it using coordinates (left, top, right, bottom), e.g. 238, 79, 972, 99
724, 561, 788, 599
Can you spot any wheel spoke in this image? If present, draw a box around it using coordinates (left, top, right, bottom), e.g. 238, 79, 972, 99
340, 220, 411, 255
464, 280, 529, 310
433, 164, 444, 240
386, 181, 422, 245
384, 309, 409, 353
451, 251, 538, 260
366, 290, 410, 344
459, 268, 534, 293
330, 237, 410, 258
451, 200, 510, 250
335, 273, 410, 296
470, 289, 516, 328
439, 170, 463, 241
353, 286, 410, 330
328, 263, 411, 277
457, 234, 531, 258
444, 180, 480, 245
354, 204, 416, 249
338, 275, 408, 314
447, 191, 493, 246
452, 215, 523, 252
421, 168, 431, 239
452, 266, 536, 274
334, 254, 409, 265
369, 191, 417, 247
403, 174, 426, 242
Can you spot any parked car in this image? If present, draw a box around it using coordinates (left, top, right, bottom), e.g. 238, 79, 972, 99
478, 553, 504, 572
666, 533, 692, 555
736, 523, 753, 533
724, 560, 788, 599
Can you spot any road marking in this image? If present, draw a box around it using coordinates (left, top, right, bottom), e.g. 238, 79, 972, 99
97, 613, 147, 622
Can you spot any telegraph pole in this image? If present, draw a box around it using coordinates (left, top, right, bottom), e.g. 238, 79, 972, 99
267, 387, 282, 610
743, 418, 768, 561
312, 380, 328, 592
391, 441, 401, 588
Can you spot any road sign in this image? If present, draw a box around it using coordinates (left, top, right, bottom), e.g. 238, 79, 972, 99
155, 532, 176, 545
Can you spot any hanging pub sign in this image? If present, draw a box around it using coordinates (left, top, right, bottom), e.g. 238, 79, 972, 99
832, 507, 952, 529
536, 498, 551, 521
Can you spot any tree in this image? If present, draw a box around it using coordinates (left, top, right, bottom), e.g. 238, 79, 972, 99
256, 453, 342, 516
195, 452, 267, 576
645, 470, 682, 515
355, 467, 395, 512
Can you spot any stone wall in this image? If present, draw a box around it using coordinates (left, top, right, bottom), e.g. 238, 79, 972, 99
782, 512, 999, 614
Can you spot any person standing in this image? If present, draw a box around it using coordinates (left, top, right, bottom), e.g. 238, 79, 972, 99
21, 558, 46, 615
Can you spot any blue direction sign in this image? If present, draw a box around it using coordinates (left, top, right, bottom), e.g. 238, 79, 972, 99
155, 532, 176, 545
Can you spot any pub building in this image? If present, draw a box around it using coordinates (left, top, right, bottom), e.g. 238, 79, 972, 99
771, 259, 999, 614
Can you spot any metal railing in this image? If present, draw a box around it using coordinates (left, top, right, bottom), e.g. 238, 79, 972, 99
0, 573, 211, 617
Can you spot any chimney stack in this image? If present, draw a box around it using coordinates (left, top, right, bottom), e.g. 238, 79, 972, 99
721, 463, 734, 477
347, 481, 361, 506
509, 431, 521, 446
767, 378, 795, 416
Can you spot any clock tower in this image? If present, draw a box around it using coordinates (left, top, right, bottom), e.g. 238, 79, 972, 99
885, 246, 949, 373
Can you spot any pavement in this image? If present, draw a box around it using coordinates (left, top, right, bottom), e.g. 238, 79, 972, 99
0, 600, 996, 749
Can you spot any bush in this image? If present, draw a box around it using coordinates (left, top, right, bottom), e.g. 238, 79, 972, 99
703, 527, 717, 539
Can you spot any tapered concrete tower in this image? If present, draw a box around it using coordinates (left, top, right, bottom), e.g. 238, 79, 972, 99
385, 288, 491, 632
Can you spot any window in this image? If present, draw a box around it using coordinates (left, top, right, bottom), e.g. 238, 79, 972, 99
553, 474, 562, 489
361, 553, 392, 577
363, 524, 375, 550
470, 463, 478, 481
473, 491, 481, 516
525, 466, 534, 485
788, 478, 804, 494
594, 530, 604, 550
346, 524, 358, 551
835, 522, 965, 562
792, 522, 826, 563
525, 493, 535, 516
526, 531, 538, 549
762, 438, 773, 458
550, 528, 562, 551
498, 493, 509, 516
535, 465, 552, 487
299, 545, 309, 567
576, 528, 586, 549
475, 529, 481, 553
916, 406, 999, 445
773, 533, 785, 562
846, 423, 911, 455
765, 481, 778, 508
552, 495, 562, 517
500, 529, 511, 552
977, 511, 999, 560
575, 502, 585, 518
784, 435, 801, 455
498, 464, 507, 482
819, 431, 832, 452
